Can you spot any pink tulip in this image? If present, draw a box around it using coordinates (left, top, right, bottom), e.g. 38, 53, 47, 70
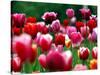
51, 19, 60, 33
66, 26, 77, 38
42, 12, 57, 23
38, 54, 47, 68
79, 8, 91, 20
12, 33, 37, 63
80, 25, 90, 38
66, 8, 75, 18
12, 13, 26, 27
38, 45, 72, 71
39, 34, 53, 52
92, 47, 97, 59
78, 47, 90, 60
73, 64, 87, 71
88, 28, 97, 42
70, 32, 83, 48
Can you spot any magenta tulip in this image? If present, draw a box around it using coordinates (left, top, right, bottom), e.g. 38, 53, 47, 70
51, 19, 60, 33
70, 32, 83, 48
66, 8, 75, 18
42, 12, 57, 23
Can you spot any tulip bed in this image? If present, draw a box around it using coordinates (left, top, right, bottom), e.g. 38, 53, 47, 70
11, 1, 97, 73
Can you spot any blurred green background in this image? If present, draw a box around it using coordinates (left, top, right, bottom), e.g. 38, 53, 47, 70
11, 1, 97, 23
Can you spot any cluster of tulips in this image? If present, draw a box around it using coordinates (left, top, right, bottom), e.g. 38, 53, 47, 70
11, 7, 97, 73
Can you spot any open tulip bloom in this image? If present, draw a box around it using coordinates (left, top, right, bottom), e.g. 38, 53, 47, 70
11, 1, 97, 73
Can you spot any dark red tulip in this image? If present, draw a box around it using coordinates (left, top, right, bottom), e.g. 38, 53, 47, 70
26, 16, 37, 23
92, 47, 97, 59
76, 21, 84, 31
55, 33, 65, 46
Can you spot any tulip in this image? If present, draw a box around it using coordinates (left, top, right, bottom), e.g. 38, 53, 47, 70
66, 8, 75, 18
92, 47, 97, 59
73, 64, 87, 71
87, 19, 97, 32
66, 26, 77, 38
24, 23, 38, 38
80, 25, 90, 38
70, 17, 77, 25
11, 55, 22, 72
51, 19, 60, 33
78, 47, 90, 60
54, 33, 65, 46
90, 59, 97, 69
38, 54, 47, 68
26, 16, 37, 23
37, 22, 48, 34
76, 21, 84, 31
70, 32, 83, 48
12, 33, 37, 63
12, 13, 26, 27
88, 28, 97, 42
39, 34, 53, 52
63, 19, 69, 26
42, 12, 57, 23
12, 26, 21, 35
79, 8, 91, 20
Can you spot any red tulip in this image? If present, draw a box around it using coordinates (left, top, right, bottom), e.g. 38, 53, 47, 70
87, 19, 97, 32
76, 21, 84, 31
78, 47, 90, 60
11, 55, 22, 72
92, 47, 97, 59
26, 16, 37, 23
39, 34, 53, 52
73, 64, 87, 71
12, 33, 37, 63
12, 26, 21, 35
37, 22, 48, 34
12, 13, 26, 27
63, 19, 69, 26
70, 32, 83, 48
24, 23, 38, 37
55, 33, 65, 46
90, 59, 97, 69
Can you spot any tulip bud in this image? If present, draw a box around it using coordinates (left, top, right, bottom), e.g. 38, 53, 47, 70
78, 47, 90, 60
92, 47, 97, 59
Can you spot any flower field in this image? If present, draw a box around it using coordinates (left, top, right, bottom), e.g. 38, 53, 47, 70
11, 1, 97, 73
